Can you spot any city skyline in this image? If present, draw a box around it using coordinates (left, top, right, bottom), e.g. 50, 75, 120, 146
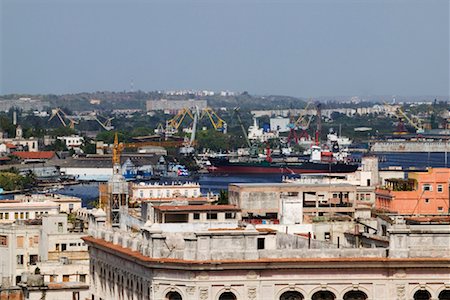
1, 0, 449, 97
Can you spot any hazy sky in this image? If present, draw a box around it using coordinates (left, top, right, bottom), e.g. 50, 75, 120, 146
1, 0, 449, 97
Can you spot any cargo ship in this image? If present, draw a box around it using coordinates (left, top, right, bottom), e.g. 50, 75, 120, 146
207, 146, 358, 174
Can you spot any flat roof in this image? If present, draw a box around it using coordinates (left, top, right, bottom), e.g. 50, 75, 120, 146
154, 205, 239, 212
229, 183, 355, 188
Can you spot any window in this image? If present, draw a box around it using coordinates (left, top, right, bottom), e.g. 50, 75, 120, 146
381, 225, 387, 237
58, 222, 64, 233
0, 235, 8, 246
17, 236, 24, 248
206, 213, 218, 220
166, 190, 170, 197
193, 213, 200, 220
29, 255, 38, 265
56, 243, 60, 251
438, 206, 444, 212
425, 198, 430, 204
79, 274, 86, 283
61, 243, 67, 251
50, 275, 56, 282
25, 212, 29, 219
423, 184, 432, 191
257, 238, 265, 250
139, 191, 144, 198
70, 243, 77, 247
14, 212, 19, 220
225, 212, 235, 219
19, 212, 24, 219
17, 255, 24, 266
0, 213, 3, 220
63, 275, 70, 282
437, 184, 443, 192
4, 213, 8, 220
324, 232, 331, 240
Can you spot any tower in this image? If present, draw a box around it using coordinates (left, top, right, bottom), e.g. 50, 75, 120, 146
15, 125, 23, 139
100, 133, 129, 229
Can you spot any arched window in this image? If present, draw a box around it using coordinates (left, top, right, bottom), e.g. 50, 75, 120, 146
414, 290, 431, 300
166, 291, 182, 300
343, 291, 368, 300
312, 291, 336, 300
439, 290, 450, 300
219, 292, 237, 300
280, 291, 304, 300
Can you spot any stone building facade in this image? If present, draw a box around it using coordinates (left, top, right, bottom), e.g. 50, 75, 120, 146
84, 213, 450, 300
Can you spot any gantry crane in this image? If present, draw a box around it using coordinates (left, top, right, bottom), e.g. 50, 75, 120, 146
48, 108, 79, 129
200, 107, 227, 133
287, 102, 313, 144
95, 114, 114, 131
295, 101, 313, 140
384, 102, 424, 134
166, 108, 194, 133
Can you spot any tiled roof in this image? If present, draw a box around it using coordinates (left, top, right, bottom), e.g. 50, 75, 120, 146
12, 151, 55, 159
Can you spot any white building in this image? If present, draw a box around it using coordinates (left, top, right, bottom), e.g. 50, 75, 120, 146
0, 201, 60, 222
0, 223, 41, 285
130, 182, 203, 201
13, 193, 82, 214
57, 135, 84, 151
0, 214, 89, 287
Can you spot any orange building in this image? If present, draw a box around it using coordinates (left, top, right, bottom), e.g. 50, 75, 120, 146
376, 168, 450, 215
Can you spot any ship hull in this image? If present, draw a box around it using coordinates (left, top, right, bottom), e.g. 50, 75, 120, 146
208, 159, 358, 174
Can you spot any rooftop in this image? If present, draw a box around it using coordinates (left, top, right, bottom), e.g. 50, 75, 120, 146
154, 205, 239, 212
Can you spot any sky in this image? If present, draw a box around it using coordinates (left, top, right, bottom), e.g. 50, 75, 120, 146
0, 0, 449, 97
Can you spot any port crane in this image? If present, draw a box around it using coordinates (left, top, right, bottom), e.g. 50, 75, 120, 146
233, 108, 258, 156
200, 107, 227, 133
166, 108, 194, 133
295, 101, 313, 141
48, 108, 79, 129
286, 102, 313, 144
384, 102, 424, 134
95, 114, 114, 131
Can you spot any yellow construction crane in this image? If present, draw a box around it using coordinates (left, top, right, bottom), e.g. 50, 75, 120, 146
200, 107, 227, 132
396, 107, 424, 134
166, 108, 194, 132
384, 102, 424, 134
48, 108, 78, 129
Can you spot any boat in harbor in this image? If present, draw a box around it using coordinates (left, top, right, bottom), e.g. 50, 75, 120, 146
207, 145, 358, 175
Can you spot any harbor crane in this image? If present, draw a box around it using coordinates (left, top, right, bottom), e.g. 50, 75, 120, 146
166, 108, 194, 133
233, 107, 258, 156
48, 108, 78, 129
295, 101, 313, 141
200, 107, 227, 133
95, 114, 114, 131
384, 102, 424, 135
